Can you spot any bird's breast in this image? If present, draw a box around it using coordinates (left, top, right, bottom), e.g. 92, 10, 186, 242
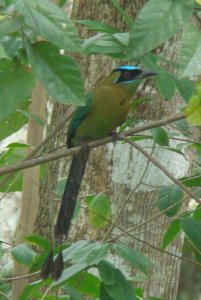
72, 85, 132, 144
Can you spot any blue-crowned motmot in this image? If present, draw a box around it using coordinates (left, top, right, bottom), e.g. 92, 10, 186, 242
55, 65, 157, 235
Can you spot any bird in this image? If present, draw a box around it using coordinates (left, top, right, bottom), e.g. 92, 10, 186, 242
55, 65, 157, 235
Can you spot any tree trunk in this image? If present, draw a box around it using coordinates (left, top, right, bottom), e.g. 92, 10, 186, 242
12, 81, 47, 300
37, 1, 193, 299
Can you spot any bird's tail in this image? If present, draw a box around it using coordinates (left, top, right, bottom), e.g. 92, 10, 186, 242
55, 148, 89, 235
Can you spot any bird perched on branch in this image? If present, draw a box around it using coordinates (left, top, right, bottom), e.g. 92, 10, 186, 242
55, 65, 157, 235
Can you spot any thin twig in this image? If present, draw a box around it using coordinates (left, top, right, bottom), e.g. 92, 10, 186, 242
102, 142, 155, 241
120, 136, 201, 205
0, 271, 40, 281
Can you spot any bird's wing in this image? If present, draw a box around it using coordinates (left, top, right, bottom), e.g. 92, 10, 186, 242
67, 92, 93, 147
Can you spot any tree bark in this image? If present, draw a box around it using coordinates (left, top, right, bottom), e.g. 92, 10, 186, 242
12, 81, 47, 300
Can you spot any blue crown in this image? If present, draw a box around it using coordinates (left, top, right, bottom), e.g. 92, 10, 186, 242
114, 65, 140, 71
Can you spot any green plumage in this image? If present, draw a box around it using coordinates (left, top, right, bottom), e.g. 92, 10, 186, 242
55, 66, 156, 235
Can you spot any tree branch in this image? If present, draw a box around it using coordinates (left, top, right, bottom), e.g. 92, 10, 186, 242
0, 113, 184, 176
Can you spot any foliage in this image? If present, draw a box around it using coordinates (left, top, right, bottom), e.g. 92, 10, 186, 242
0, 0, 201, 299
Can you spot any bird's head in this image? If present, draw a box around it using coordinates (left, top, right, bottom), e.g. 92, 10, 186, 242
111, 65, 157, 84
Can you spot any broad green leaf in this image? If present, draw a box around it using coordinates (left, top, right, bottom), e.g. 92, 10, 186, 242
181, 217, 201, 250
19, 279, 52, 300
0, 143, 29, 192
0, 15, 23, 39
185, 80, 201, 126
16, 0, 80, 52
162, 146, 184, 157
16, 109, 44, 126
150, 127, 169, 146
141, 54, 176, 100
88, 193, 111, 228
157, 184, 184, 217
62, 240, 91, 262
0, 100, 29, 141
100, 283, 114, 300
193, 205, 201, 220
0, 59, 34, 121
179, 24, 201, 78
0, 43, 8, 58
174, 120, 190, 137
114, 244, 150, 275
128, 0, 193, 58
26, 41, 84, 105
180, 173, 201, 187
1, 35, 22, 57
53, 263, 87, 286
161, 219, 181, 250
98, 260, 116, 285
77, 20, 118, 34
63, 286, 83, 300
98, 260, 136, 300
71, 242, 109, 265
176, 78, 195, 102
25, 235, 51, 251
11, 243, 36, 266
82, 33, 123, 56
29, 251, 50, 273
67, 272, 101, 298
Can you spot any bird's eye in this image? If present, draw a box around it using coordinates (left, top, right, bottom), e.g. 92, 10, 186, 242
123, 71, 131, 80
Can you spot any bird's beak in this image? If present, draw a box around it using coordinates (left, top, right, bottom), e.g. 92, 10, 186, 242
140, 70, 158, 79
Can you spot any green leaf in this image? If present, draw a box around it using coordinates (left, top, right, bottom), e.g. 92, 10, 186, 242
88, 193, 111, 228
128, 0, 193, 58
179, 24, 201, 78
162, 146, 184, 157
98, 260, 116, 285
71, 242, 109, 265
1, 35, 22, 58
98, 260, 136, 300
16, 0, 80, 52
161, 219, 181, 250
114, 244, 150, 275
26, 41, 84, 105
100, 283, 114, 300
19, 279, 52, 300
62, 240, 91, 262
77, 20, 118, 34
24, 235, 51, 251
141, 54, 176, 100
0, 43, 9, 58
157, 184, 184, 217
53, 263, 87, 286
0, 143, 29, 192
150, 127, 169, 146
82, 33, 123, 56
176, 78, 195, 102
16, 109, 44, 126
0, 100, 29, 141
180, 173, 201, 187
185, 80, 201, 126
67, 272, 101, 298
193, 205, 201, 220
63, 285, 83, 300
181, 217, 201, 250
0, 59, 34, 121
0, 15, 23, 39
11, 243, 36, 266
